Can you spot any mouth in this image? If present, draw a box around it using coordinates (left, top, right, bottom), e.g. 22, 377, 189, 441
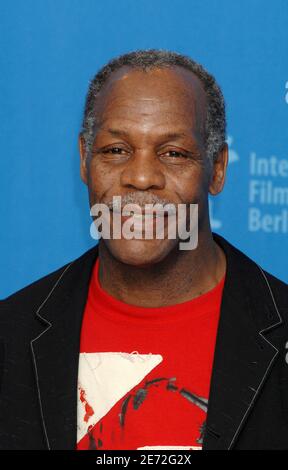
109, 209, 170, 235
109, 208, 176, 216
128, 215, 169, 235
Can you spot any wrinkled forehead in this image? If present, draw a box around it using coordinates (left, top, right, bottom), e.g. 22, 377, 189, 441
93, 65, 207, 131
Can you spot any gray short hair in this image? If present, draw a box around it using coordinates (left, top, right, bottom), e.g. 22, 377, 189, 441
80, 48, 226, 165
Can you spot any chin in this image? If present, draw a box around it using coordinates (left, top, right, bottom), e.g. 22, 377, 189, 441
103, 238, 177, 267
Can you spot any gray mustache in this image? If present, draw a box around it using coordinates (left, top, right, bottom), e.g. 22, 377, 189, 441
104, 192, 177, 213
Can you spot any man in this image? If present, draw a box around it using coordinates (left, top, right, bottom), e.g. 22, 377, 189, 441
0, 49, 287, 451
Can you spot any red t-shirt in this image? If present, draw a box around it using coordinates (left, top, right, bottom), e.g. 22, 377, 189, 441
77, 257, 225, 451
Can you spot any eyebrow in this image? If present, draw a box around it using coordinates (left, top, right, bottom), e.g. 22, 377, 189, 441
103, 127, 191, 141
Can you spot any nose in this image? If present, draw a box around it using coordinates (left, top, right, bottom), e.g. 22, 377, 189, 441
120, 150, 165, 191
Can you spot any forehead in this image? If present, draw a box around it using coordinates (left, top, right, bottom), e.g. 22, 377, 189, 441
94, 65, 207, 130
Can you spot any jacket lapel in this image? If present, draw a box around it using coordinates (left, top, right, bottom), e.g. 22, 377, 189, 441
203, 234, 283, 449
30, 245, 99, 450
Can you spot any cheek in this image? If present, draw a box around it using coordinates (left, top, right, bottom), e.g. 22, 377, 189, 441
168, 167, 208, 203
87, 162, 117, 201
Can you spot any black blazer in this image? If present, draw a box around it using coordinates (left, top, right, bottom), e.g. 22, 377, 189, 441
0, 233, 288, 450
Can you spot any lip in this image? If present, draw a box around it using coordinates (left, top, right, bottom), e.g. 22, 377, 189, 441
119, 213, 169, 234
120, 213, 169, 220
110, 209, 174, 217
129, 213, 169, 218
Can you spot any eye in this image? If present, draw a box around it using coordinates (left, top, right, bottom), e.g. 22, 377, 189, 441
102, 147, 127, 155
162, 150, 187, 158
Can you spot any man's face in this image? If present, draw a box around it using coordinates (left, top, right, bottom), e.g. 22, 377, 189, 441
80, 65, 227, 266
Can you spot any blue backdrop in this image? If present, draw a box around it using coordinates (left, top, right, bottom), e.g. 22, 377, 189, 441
1, 0, 287, 298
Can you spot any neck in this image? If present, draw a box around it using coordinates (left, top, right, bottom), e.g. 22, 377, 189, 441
97, 230, 226, 308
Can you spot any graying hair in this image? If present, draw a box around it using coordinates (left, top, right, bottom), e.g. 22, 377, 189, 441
80, 48, 226, 165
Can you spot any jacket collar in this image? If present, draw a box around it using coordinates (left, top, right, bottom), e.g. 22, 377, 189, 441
30, 234, 283, 450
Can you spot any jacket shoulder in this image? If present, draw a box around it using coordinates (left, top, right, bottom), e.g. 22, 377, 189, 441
1, 245, 98, 312
213, 232, 288, 311
260, 269, 288, 310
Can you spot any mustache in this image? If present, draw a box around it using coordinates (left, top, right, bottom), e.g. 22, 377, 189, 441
101, 192, 178, 213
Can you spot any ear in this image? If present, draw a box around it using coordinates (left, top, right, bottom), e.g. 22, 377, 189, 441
208, 142, 229, 195
79, 134, 88, 185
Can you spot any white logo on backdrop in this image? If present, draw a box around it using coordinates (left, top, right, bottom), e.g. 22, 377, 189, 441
248, 148, 288, 234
